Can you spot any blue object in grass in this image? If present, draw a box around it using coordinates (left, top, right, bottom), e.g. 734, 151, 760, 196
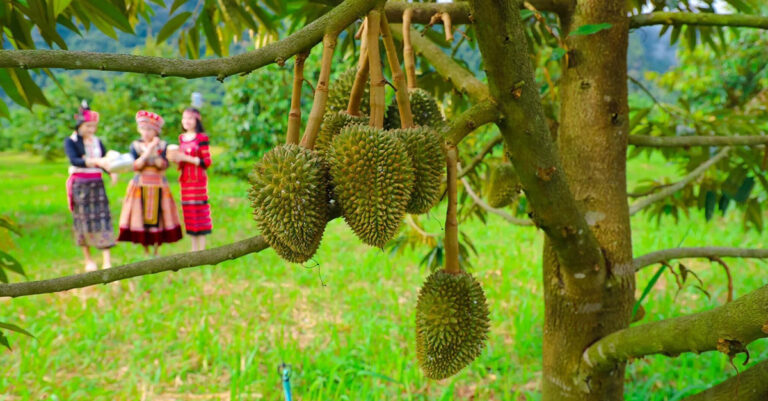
279, 362, 293, 401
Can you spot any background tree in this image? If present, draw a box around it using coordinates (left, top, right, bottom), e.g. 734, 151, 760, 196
0, 0, 767, 400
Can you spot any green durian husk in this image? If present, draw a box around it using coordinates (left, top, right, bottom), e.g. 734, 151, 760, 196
389, 126, 446, 214
384, 88, 445, 130
485, 163, 521, 208
327, 68, 370, 116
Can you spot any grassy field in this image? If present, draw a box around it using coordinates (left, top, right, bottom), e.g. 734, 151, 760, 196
0, 152, 765, 400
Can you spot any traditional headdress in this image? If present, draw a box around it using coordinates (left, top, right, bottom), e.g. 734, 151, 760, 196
74, 100, 99, 127
182, 108, 201, 120
136, 110, 164, 133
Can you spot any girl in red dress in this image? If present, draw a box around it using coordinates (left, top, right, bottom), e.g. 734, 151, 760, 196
170, 108, 213, 251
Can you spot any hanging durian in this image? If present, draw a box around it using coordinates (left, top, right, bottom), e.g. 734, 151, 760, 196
315, 111, 369, 157
390, 126, 446, 214
415, 145, 490, 380
248, 144, 329, 261
485, 162, 521, 208
327, 68, 370, 116
384, 88, 445, 130
328, 124, 414, 247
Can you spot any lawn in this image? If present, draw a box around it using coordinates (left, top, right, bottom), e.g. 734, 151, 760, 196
0, 152, 765, 400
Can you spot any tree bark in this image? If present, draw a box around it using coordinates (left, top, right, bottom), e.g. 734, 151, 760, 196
548, 0, 635, 399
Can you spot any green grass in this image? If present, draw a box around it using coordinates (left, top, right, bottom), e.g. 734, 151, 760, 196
0, 151, 765, 400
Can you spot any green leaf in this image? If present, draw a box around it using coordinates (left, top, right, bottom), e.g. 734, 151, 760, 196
519, 9, 534, 20
53, 0, 73, 17
82, 0, 134, 34
733, 177, 755, 203
551, 47, 566, 61
569, 23, 612, 37
0, 216, 22, 236
0, 98, 9, 119
170, 0, 187, 14
0, 331, 9, 350
0, 322, 35, 338
9, 68, 51, 107
704, 190, 717, 221
199, 8, 222, 56
0, 267, 7, 284
157, 11, 191, 43
632, 264, 666, 321
0, 251, 25, 277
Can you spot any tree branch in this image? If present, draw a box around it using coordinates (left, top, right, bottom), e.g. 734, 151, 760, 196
461, 177, 533, 226
682, 359, 768, 401
629, 135, 768, 148
444, 101, 501, 145
630, 12, 768, 30
390, 23, 490, 102
633, 247, 768, 272
629, 147, 729, 216
469, 0, 605, 294
384, 0, 568, 24
457, 134, 503, 179
582, 284, 768, 372
0, 236, 269, 298
0, 0, 375, 79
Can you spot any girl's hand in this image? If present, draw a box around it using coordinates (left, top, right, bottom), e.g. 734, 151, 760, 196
110, 173, 118, 185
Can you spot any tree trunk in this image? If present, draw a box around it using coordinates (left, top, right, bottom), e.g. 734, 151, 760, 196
540, 1, 636, 400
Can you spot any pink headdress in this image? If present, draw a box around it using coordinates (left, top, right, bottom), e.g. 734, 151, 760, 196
74, 100, 99, 126
183, 108, 201, 120
136, 110, 165, 133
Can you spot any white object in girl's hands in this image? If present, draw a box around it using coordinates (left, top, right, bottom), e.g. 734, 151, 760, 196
167, 144, 180, 163
105, 150, 135, 173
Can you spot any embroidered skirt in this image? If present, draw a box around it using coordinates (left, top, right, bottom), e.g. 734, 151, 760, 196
180, 179, 212, 236
67, 172, 116, 249
118, 170, 183, 245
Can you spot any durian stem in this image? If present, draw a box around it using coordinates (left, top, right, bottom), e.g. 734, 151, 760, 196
445, 144, 460, 275
380, 14, 414, 129
402, 8, 416, 89
442, 12, 453, 42
286, 52, 308, 145
366, 9, 386, 129
357, 19, 368, 68
300, 34, 337, 150
347, 20, 369, 116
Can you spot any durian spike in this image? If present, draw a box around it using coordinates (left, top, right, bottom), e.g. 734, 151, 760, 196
366, 9, 386, 129
442, 12, 453, 42
445, 145, 460, 274
286, 52, 308, 145
402, 8, 416, 90
380, 14, 414, 129
300, 33, 338, 150
347, 20, 369, 116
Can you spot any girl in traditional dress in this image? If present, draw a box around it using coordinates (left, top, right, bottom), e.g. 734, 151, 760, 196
118, 110, 183, 255
169, 108, 213, 251
64, 102, 117, 271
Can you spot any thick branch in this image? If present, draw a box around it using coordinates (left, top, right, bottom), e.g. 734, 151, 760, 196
461, 177, 534, 226
629, 147, 729, 216
630, 135, 768, 148
470, 0, 605, 294
630, 12, 768, 30
582, 284, 768, 372
445, 101, 501, 145
0, 0, 375, 79
384, 0, 568, 23
682, 359, 768, 401
390, 23, 490, 102
0, 236, 268, 298
633, 247, 768, 272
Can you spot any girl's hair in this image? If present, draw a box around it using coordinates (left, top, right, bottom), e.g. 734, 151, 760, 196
184, 107, 206, 133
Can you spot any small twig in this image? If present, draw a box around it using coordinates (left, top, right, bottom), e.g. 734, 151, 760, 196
445, 145, 460, 274
302, 78, 315, 93
402, 8, 416, 89
366, 9, 385, 128
381, 8, 413, 129
709, 256, 734, 303
348, 19, 369, 116
442, 12, 453, 41
457, 135, 503, 179
628, 75, 679, 118
627, 182, 675, 198
460, 177, 534, 226
405, 214, 439, 238
355, 19, 366, 39
300, 33, 338, 150
286, 52, 308, 145
633, 247, 768, 272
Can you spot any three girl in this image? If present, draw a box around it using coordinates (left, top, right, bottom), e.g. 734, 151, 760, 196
64, 102, 116, 271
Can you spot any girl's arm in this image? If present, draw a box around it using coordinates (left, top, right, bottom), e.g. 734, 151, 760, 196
155, 142, 169, 169
198, 134, 212, 169
131, 143, 145, 171
64, 137, 87, 167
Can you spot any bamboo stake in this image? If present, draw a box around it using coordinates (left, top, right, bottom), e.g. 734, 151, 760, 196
442, 12, 453, 41
366, 10, 385, 128
286, 52, 308, 145
402, 8, 416, 89
347, 19, 369, 116
444, 144, 460, 274
299, 34, 337, 149
380, 13, 414, 128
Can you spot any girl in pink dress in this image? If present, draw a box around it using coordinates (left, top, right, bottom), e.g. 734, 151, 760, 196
170, 108, 213, 251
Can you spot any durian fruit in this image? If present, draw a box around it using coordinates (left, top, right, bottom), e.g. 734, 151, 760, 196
415, 270, 490, 380
248, 144, 329, 262
390, 126, 446, 214
328, 124, 414, 247
485, 163, 521, 208
327, 68, 370, 115
315, 111, 369, 157
384, 88, 444, 130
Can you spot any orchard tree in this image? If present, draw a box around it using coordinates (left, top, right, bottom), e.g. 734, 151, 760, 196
1, 0, 768, 400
